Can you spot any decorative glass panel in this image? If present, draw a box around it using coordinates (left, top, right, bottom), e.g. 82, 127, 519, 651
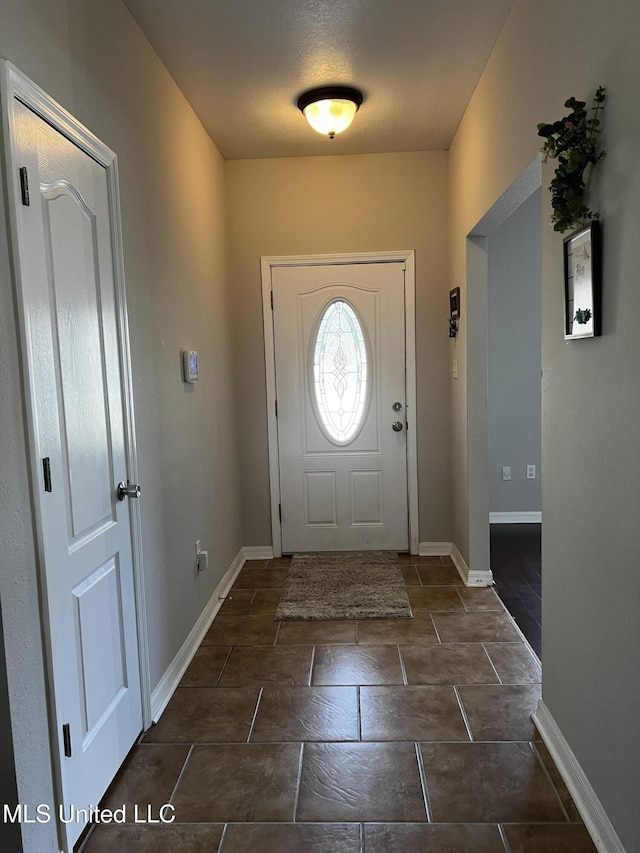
312, 300, 368, 443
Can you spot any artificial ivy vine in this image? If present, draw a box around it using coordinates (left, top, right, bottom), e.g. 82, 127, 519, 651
537, 87, 606, 233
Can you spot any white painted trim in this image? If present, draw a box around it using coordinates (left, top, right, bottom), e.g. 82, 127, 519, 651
532, 700, 626, 853
403, 251, 419, 555
419, 541, 453, 556
150, 548, 245, 721
490, 511, 542, 524
261, 250, 419, 557
261, 256, 282, 557
243, 545, 274, 560
451, 543, 494, 587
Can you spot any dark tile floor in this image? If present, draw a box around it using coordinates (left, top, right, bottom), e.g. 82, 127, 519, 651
82, 553, 595, 853
490, 524, 542, 657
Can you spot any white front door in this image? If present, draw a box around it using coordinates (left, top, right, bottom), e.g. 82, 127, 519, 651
8, 93, 142, 848
273, 262, 409, 552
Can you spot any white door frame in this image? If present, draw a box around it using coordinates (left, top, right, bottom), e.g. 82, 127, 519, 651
0, 61, 152, 777
261, 250, 419, 556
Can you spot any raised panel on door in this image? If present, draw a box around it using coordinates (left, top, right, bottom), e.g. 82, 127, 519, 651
72, 556, 127, 737
273, 262, 408, 552
351, 470, 384, 526
304, 471, 338, 526
44, 182, 116, 545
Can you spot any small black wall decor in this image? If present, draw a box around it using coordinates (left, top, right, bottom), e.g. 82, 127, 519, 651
449, 287, 460, 338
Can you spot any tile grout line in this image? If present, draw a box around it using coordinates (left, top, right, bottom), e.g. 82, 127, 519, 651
291, 742, 305, 822
273, 618, 282, 646
307, 644, 317, 686
428, 611, 442, 643
246, 687, 264, 743
454, 585, 469, 612
214, 647, 234, 688
359, 821, 365, 853
397, 643, 409, 686
481, 642, 504, 684
357, 685, 362, 741
216, 823, 229, 853
414, 741, 433, 822
498, 823, 513, 852
168, 743, 195, 805
453, 685, 475, 742
530, 740, 572, 823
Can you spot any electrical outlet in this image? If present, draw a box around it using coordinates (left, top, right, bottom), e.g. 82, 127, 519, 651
527, 464, 536, 479
502, 466, 512, 481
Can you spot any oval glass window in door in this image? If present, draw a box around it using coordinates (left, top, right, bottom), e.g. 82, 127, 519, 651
312, 299, 369, 443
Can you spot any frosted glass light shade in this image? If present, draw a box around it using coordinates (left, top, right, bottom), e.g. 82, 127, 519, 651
303, 99, 358, 138
297, 87, 363, 139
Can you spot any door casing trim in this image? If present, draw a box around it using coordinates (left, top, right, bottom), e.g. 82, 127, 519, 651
1, 61, 151, 843
261, 250, 419, 556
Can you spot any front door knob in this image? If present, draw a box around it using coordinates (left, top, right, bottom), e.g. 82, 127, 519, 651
392, 421, 404, 432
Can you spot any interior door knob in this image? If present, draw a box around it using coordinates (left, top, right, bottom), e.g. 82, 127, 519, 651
117, 481, 141, 501
392, 421, 404, 432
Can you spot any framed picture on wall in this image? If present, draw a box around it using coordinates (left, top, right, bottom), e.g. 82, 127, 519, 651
563, 221, 601, 340
449, 287, 460, 320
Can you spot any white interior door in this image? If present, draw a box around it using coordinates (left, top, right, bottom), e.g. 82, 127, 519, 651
9, 97, 142, 848
273, 262, 409, 552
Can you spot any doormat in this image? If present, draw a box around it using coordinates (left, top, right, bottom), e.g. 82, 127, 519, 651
274, 551, 413, 620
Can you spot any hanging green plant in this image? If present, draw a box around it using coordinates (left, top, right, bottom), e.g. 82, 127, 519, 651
537, 87, 606, 233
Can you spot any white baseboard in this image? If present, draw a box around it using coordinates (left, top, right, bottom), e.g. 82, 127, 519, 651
490, 511, 542, 524
418, 541, 452, 556
532, 700, 625, 853
243, 545, 274, 560
418, 542, 494, 587
150, 547, 245, 722
451, 544, 494, 587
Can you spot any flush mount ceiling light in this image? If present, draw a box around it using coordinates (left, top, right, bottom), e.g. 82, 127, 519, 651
297, 86, 364, 139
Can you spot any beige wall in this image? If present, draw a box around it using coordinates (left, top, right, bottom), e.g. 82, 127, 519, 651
0, 2, 242, 850
226, 151, 450, 549
449, 1, 640, 848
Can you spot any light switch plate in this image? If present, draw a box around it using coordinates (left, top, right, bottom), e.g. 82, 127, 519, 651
182, 350, 199, 383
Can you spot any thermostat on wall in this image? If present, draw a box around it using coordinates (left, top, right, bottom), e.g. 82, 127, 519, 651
182, 350, 199, 383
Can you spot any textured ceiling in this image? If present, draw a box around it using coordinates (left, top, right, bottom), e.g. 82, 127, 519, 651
123, 0, 515, 160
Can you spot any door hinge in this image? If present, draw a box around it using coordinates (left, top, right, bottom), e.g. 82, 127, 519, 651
62, 723, 72, 758
279, 503, 282, 522
42, 457, 52, 492
19, 167, 30, 206
270, 290, 274, 310
275, 399, 278, 417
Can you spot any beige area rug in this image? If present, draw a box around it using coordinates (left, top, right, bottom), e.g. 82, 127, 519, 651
274, 551, 413, 621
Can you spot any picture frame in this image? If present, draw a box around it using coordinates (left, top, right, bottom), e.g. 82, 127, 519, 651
449, 287, 460, 320
563, 221, 601, 340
